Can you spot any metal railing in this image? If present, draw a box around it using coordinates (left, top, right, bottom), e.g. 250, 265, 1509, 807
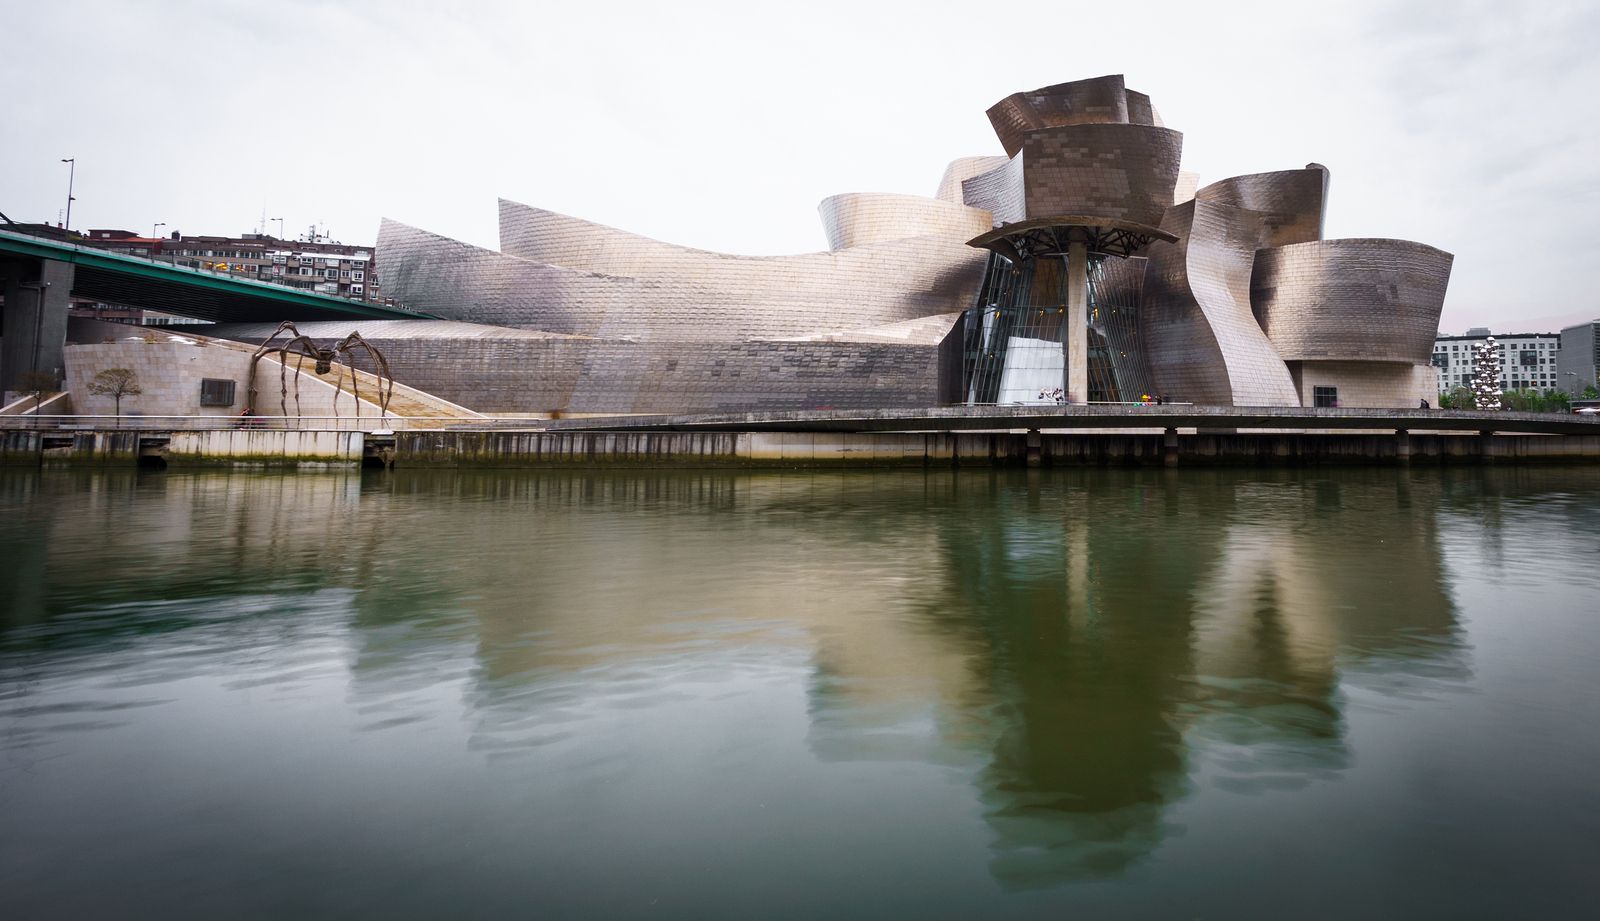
0, 414, 555, 433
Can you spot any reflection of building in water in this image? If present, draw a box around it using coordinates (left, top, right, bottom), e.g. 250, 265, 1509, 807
2, 468, 1477, 892
900, 471, 1464, 889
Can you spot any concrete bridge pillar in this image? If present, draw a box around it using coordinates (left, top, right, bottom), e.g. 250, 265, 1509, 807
1163, 427, 1179, 467
1026, 428, 1042, 467
1396, 429, 1411, 465
1, 258, 74, 400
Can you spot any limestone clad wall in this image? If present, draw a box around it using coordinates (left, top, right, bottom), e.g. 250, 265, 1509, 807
1287, 361, 1439, 409
245, 336, 943, 415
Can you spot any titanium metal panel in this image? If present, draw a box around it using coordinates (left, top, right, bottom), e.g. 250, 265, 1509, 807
384, 212, 986, 343
935, 156, 1010, 204
817, 193, 994, 251
1020, 124, 1184, 228
1250, 239, 1453, 363
1140, 199, 1300, 405
986, 75, 1133, 157
1196, 167, 1329, 247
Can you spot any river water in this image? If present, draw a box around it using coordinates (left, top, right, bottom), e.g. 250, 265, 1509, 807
1, 467, 1597, 919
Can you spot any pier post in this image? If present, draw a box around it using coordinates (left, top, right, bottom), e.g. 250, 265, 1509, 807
0, 258, 73, 399
1396, 429, 1410, 465
1163, 427, 1179, 468
1026, 428, 1042, 467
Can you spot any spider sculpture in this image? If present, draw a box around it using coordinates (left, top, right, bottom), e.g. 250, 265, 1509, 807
246, 320, 395, 420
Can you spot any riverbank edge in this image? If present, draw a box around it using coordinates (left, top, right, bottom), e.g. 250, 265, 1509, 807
3, 429, 1599, 469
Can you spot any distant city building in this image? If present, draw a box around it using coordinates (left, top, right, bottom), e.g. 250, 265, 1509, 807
1556, 320, 1599, 394
5, 222, 387, 323
1432, 328, 1561, 393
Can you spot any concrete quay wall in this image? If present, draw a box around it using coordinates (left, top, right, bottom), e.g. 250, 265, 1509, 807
391, 431, 1600, 468
2, 429, 1598, 469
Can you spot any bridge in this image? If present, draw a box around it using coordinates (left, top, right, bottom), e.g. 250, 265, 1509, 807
0, 227, 432, 394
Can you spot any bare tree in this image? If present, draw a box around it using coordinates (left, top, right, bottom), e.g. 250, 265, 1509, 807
88, 368, 143, 420
16, 370, 57, 416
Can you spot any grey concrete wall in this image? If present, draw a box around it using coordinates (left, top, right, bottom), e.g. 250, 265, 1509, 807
1, 258, 73, 398
1558, 321, 1597, 394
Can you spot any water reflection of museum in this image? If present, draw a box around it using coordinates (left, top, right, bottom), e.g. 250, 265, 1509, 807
11, 469, 1465, 889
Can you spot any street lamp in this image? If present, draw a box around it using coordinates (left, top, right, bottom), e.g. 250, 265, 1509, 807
60, 158, 75, 233
152, 221, 165, 239
272, 217, 284, 239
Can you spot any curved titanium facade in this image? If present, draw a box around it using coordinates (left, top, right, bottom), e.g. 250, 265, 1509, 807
1250, 238, 1453, 363
361, 73, 1453, 415
383, 206, 986, 343
1021, 124, 1184, 227
986, 75, 1159, 157
818, 193, 993, 251
935, 156, 1009, 204
961, 155, 1026, 226
1140, 197, 1300, 405
1196, 166, 1328, 247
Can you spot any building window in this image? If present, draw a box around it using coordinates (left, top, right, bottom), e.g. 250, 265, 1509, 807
1313, 386, 1338, 408
199, 378, 236, 407
351, 284, 364, 295
324, 269, 338, 279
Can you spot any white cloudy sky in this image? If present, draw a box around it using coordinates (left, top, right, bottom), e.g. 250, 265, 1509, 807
3, 0, 1596, 332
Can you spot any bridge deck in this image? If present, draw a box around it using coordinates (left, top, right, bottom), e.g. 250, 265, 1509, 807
0, 228, 432, 323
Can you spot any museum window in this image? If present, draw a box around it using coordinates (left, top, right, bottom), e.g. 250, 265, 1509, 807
1313, 386, 1338, 408
199, 378, 236, 407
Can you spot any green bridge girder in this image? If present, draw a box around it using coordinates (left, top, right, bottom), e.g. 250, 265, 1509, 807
0, 228, 434, 323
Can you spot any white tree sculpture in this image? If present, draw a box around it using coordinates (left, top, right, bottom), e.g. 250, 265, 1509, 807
1472, 338, 1502, 411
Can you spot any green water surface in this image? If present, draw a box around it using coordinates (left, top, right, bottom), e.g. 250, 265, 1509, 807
1, 467, 1597, 919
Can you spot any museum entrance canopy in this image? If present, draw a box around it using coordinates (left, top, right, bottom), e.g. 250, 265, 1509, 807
966, 216, 1176, 262
0, 228, 433, 323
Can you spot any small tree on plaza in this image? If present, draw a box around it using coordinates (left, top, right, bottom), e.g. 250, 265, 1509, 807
88, 368, 143, 419
1471, 338, 1502, 411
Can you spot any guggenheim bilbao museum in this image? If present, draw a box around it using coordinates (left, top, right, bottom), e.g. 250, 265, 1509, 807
223, 74, 1452, 415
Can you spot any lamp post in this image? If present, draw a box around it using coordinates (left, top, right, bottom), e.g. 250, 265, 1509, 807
152, 221, 165, 239
60, 158, 75, 233
272, 217, 284, 239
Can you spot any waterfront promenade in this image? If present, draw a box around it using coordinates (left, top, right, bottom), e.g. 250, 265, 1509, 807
2, 406, 1598, 469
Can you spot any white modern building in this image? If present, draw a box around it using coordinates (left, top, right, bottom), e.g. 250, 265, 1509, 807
1432, 328, 1561, 394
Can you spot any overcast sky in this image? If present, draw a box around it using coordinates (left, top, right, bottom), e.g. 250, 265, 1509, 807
3, 0, 1596, 332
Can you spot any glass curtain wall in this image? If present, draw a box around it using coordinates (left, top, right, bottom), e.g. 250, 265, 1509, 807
1086, 255, 1157, 403
962, 250, 1156, 404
